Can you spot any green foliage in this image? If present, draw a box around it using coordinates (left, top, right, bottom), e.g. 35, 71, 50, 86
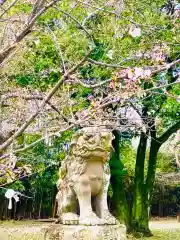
110, 150, 127, 177
119, 141, 137, 176
156, 151, 175, 173
111, 136, 176, 178
8, 181, 25, 192
7, 0, 179, 91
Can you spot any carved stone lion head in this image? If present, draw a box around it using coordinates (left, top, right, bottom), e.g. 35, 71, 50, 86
69, 127, 114, 162
59, 127, 114, 180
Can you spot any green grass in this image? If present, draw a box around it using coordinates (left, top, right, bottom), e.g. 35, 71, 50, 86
128, 230, 180, 240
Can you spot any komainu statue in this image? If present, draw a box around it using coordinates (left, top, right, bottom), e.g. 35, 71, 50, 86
56, 127, 118, 226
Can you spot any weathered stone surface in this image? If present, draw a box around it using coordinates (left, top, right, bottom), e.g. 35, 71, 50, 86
44, 223, 126, 240
56, 127, 118, 225
51, 127, 127, 240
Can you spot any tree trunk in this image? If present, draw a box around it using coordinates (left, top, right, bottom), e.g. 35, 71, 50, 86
110, 130, 132, 231
177, 212, 180, 222
131, 130, 152, 236
146, 139, 160, 204
111, 175, 132, 231
110, 120, 180, 236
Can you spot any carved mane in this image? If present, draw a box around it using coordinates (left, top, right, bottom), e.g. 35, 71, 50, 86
59, 127, 113, 182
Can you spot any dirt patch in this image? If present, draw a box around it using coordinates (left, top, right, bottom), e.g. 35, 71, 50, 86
149, 220, 180, 229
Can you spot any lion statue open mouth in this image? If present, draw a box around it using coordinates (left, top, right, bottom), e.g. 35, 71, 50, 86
56, 127, 118, 226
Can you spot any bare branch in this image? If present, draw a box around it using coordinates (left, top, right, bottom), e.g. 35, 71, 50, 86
0, 126, 73, 160
0, 0, 60, 64
46, 26, 66, 73
151, 58, 180, 75
75, 58, 180, 91
0, 162, 59, 187
128, 102, 142, 117
0, 0, 19, 19
1, 92, 61, 114
144, 80, 180, 93
175, 147, 180, 169
76, 0, 118, 16
87, 58, 125, 69
0, 111, 94, 160
158, 121, 180, 145
0, 50, 91, 151
75, 77, 112, 88
53, 6, 92, 40
74, 77, 180, 93
88, 57, 180, 71
81, 0, 123, 26
28, 0, 46, 23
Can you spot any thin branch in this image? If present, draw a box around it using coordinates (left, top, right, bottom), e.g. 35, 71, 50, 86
53, 6, 92, 40
175, 147, 180, 169
75, 58, 180, 91
0, 163, 59, 188
82, 1, 118, 26
88, 57, 180, 71
0, 186, 33, 198
28, 0, 46, 23
144, 80, 180, 93
0, 0, 60, 64
46, 26, 66, 73
128, 101, 142, 117
151, 91, 177, 100
1, 93, 61, 114
158, 121, 180, 145
0, 126, 73, 160
87, 53, 152, 68
88, 58, 125, 68
0, 0, 19, 19
151, 58, 180, 75
76, 77, 112, 88
0, 46, 20, 67
0, 111, 94, 160
76, 0, 118, 16
0, 50, 91, 151
82, 7, 104, 26
75, 77, 180, 93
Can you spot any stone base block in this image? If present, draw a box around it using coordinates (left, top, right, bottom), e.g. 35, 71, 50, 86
44, 224, 126, 240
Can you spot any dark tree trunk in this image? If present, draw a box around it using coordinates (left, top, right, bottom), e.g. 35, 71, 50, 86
177, 212, 180, 222
111, 175, 132, 231
110, 130, 132, 231
131, 130, 152, 236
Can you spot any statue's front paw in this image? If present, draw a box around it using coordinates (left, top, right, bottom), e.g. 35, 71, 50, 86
61, 213, 79, 225
103, 212, 118, 225
79, 212, 105, 226
55, 218, 62, 224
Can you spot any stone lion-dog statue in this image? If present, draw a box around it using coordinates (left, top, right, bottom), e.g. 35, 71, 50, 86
56, 127, 118, 226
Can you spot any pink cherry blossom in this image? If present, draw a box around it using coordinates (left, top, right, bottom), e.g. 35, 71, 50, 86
134, 67, 143, 78
127, 68, 134, 79
144, 69, 151, 77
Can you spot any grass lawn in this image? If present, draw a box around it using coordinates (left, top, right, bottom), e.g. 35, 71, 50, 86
129, 230, 180, 240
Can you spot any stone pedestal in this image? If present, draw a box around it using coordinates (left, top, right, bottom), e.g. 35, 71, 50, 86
44, 224, 126, 240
